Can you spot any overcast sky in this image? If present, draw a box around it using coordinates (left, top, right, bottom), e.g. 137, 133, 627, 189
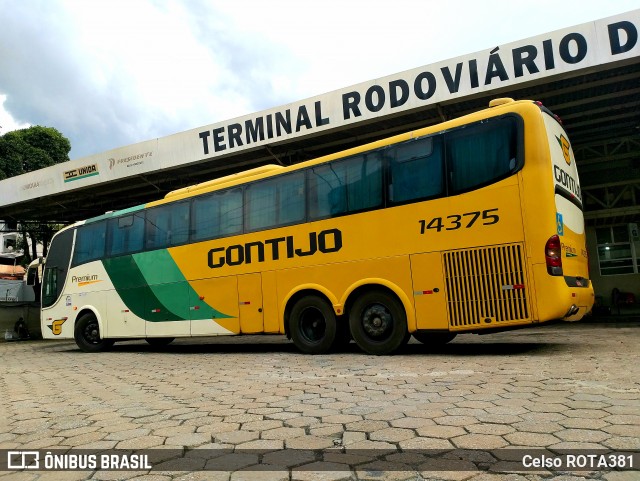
0, 0, 638, 160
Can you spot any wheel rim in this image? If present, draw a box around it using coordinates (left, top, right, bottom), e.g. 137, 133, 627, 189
83, 319, 101, 344
299, 307, 326, 344
361, 303, 393, 340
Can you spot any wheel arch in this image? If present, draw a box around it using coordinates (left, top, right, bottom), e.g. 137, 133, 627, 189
341, 279, 416, 332
282, 284, 340, 338
75, 306, 106, 336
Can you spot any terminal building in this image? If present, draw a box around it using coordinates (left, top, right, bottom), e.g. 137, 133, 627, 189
0, 9, 638, 312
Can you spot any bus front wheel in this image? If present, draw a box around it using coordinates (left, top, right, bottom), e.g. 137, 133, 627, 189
289, 296, 337, 354
349, 290, 408, 355
74, 313, 114, 353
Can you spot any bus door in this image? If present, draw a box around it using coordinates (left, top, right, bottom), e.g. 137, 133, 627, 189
238, 273, 264, 333
410, 252, 449, 330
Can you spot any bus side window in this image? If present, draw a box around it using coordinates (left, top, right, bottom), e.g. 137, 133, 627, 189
346, 153, 383, 212
309, 154, 382, 220
146, 202, 190, 250
192, 188, 243, 241
309, 163, 347, 219
193, 193, 216, 241
42, 266, 57, 307
389, 136, 444, 203
107, 214, 145, 257
446, 117, 518, 195
72, 221, 106, 266
246, 173, 305, 231
217, 189, 243, 237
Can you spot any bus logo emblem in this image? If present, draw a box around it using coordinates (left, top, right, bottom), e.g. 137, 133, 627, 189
48, 318, 67, 336
556, 135, 571, 165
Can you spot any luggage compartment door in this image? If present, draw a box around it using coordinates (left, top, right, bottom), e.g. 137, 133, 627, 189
410, 252, 448, 330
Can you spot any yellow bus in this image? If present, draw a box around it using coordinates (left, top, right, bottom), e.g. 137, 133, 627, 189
41, 98, 593, 354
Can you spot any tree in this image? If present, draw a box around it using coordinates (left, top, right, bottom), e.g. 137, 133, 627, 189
0, 126, 71, 263
0, 125, 71, 179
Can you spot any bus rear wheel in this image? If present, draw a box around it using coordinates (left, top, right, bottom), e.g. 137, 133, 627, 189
74, 313, 114, 353
412, 331, 457, 346
349, 290, 408, 355
289, 295, 337, 354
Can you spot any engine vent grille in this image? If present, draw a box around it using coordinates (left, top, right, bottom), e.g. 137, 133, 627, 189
443, 243, 530, 328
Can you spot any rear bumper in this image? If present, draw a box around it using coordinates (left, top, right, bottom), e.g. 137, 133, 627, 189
532, 264, 594, 322
562, 281, 594, 321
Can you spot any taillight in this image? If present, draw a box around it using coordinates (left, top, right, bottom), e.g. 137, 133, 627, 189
545, 234, 563, 276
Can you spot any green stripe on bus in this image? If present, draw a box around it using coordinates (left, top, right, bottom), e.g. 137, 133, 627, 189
102, 255, 181, 322
133, 250, 232, 320
102, 251, 232, 322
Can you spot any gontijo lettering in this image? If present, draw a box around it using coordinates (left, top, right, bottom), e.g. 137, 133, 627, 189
554, 165, 581, 199
208, 229, 342, 268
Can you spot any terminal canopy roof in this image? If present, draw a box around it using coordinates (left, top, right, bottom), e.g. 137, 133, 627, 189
1, 10, 638, 228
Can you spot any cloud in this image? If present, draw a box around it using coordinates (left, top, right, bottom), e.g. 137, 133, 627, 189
0, 0, 299, 159
0, 95, 30, 133
0, 0, 637, 160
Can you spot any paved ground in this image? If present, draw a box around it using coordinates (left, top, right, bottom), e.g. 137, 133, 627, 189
0, 319, 638, 480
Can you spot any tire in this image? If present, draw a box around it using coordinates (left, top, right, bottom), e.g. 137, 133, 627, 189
412, 331, 457, 346
145, 337, 175, 347
289, 295, 337, 354
74, 313, 114, 353
349, 290, 409, 355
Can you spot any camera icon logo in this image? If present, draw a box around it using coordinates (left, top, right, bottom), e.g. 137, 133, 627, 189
7, 451, 40, 469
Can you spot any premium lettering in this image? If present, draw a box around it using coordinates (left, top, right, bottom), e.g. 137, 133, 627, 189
72, 275, 98, 283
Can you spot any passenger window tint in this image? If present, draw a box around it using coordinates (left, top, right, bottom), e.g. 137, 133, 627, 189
192, 188, 243, 241
447, 117, 518, 194
73, 221, 106, 265
108, 214, 145, 256
246, 172, 305, 231
309, 153, 382, 219
145, 202, 190, 250
390, 136, 444, 203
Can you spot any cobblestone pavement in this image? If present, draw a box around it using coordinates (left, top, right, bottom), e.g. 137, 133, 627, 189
0, 320, 638, 481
